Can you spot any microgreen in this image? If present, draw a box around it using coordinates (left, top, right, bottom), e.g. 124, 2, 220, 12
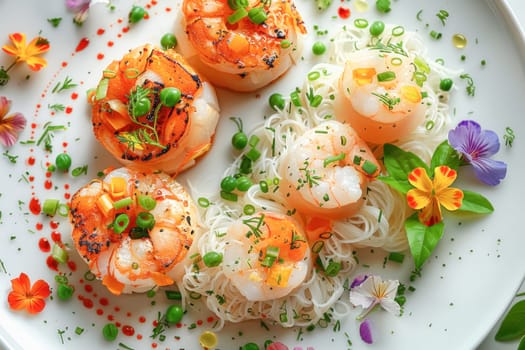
459, 73, 476, 96
52, 76, 77, 93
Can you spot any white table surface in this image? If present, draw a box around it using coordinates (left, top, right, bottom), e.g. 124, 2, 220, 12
478, 1, 525, 349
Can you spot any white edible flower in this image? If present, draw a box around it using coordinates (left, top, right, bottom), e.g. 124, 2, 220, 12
349, 275, 401, 320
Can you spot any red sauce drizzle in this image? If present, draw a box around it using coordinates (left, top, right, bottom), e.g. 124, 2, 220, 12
46, 255, 59, 271
76, 37, 90, 52
122, 325, 135, 336
51, 231, 61, 242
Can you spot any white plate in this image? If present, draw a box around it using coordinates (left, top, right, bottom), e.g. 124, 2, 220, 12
0, 0, 524, 349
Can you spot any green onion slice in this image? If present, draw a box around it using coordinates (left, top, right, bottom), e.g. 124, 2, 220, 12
112, 213, 130, 234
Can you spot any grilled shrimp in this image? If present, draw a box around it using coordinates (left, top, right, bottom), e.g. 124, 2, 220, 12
279, 120, 380, 220
69, 167, 198, 295
90, 44, 220, 175
334, 49, 427, 144
176, 0, 306, 91
222, 211, 310, 301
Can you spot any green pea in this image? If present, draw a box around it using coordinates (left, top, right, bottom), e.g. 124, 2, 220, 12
439, 78, 453, 91
241, 343, 260, 350
220, 175, 237, 192
55, 153, 72, 171
57, 283, 74, 300
102, 323, 118, 341
369, 20, 385, 36
160, 33, 177, 50
165, 304, 184, 324
202, 251, 223, 267
268, 93, 285, 111
236, 176, 252, 192
129, 6, 147, 23
160, 87, 181, 107
312, 41, 326, 56
232, 131, 248, 150
131, 97, 151, 117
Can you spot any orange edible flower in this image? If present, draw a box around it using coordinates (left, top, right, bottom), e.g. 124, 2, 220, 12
7, 272, 51, 314
2, 33, 50, 71
406, 166, 464, 226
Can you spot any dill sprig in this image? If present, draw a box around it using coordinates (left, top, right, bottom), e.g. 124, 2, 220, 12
369, 40, 408, 57
372, 92, 401, 110
52, 76, 77, 93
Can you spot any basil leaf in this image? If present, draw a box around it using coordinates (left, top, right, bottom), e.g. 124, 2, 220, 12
405, 214, 444, 269
430, 141, 461, 176
377, 175, 412, 194
457, 190, 494, 214
495, 300, 525, 341
519, 336, 525, 350
383, 143, 428, 182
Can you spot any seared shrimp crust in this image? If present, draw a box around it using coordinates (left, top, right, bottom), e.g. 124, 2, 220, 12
178, 0, 307, 91
90, 44, 220, 175
69, 167, 198, 295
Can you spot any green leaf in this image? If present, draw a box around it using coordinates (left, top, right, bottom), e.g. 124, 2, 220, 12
495, 300, 525, 341
405, 214, 445, 269
377, 175, 412, 194
430, 141, 461, 175
519, 336, 525, 350
457, 190, 494, 214
382, 144, 428, 192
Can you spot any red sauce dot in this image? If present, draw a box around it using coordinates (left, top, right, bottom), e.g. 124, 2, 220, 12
122, 27, 129, 33
76, 37, 90, 52
39, 237, 51, 252
27, 156, 36, 166
64, 193, 71, 200
44, 180, 53, 190
83, 298, 94, 309
127, 312, 132, 317
197, 319, 203, 326
100, 297, 109, 306
36, 222, 43, 231
122, 325, 135, 336
71, 92, 79, 100
152, 343, 157, 349
108, 315, 115, 321
46, 255, 59, 271
85, 284, 94, 293
28, 176, 35, 182
50, 221, 59, 229
97, 309, 104, 315
46, 171, 52, 178
97, 28, 105, 35
29, 197, 41, 215
338, 6, 351, 19
139, 316, 146, 323
51, 231, 62, 242
62, 61, 68, 68
107, 41, 114, 47
137, 334, 143, 340
97, 53, 105, 60
65, 106, 73, 114
68, 260, 77, 271
207, 316, 214, 323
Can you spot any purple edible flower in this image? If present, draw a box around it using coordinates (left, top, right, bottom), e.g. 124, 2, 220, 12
448, 120, 507, 186
350, 274, 368, 288
359, 319, 373, 344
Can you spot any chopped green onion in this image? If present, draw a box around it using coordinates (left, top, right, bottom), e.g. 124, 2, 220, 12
198, 197, 210, 208
112, 213, 130, 234
95, 78, 109, 100
165, 290, 182, 300
113, 197, 133, 210
353, 155, 362, 165
259, 180, 269, 193
280, 40, 291, 49
136, 212, 155, 230
228, 0, 248, 9
227, 7, 248, 24
243, 204, 256, 215
248, 7, 267, 24
323, 152, 345, 168
138, 194, 156, 211
52, 243, 68, 264
324, 260, 341, 277
102, 323, 119, 341
354, 18, 368, 28
84, 271, 96, 281
388, 252, 405, 263
249, 134, 260, 148
220, 190, 238, 202
311, 240, 324, 254
391, 25, 405, 36
75, 327, 84, 335
362, 160, 378, 175
239, 156, 252, 174
430, 30, 442, 39
307, 71, 321, 81
439, 78, 453, 91
290, 91, 302, 107
125, 68, 140, 79
43, 199, 60, 216
391, 57, 403, 66
377, 71, 396, 82
280, 312, 288, 323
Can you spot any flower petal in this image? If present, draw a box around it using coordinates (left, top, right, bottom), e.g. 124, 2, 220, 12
408, 167, 432, 192
0, 112, 26, 147
448, 120, 482, 152
380, 298, 401, 316
471, 157, 508, 186
359, 319, 373, 344
406, 188, 430, 210
418, 197, 442, 226
433, 166, 457, 192
29, 279, 51, 299
437, 187, 463, 211
7, 291, 29, 311
26, 297, 47, 314
11, 272, 31, 291
24, 56, 48, 71
267, 342, 289, 350
0, 96, 11, 117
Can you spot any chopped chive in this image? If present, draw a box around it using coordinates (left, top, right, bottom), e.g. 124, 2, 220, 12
323, 152, 345, 167
165, 290, 182, 300
388, 252, 405, 263
362, 160, 378, 175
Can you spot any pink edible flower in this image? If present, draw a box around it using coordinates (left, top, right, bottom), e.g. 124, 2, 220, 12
0, 96, 26, 147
